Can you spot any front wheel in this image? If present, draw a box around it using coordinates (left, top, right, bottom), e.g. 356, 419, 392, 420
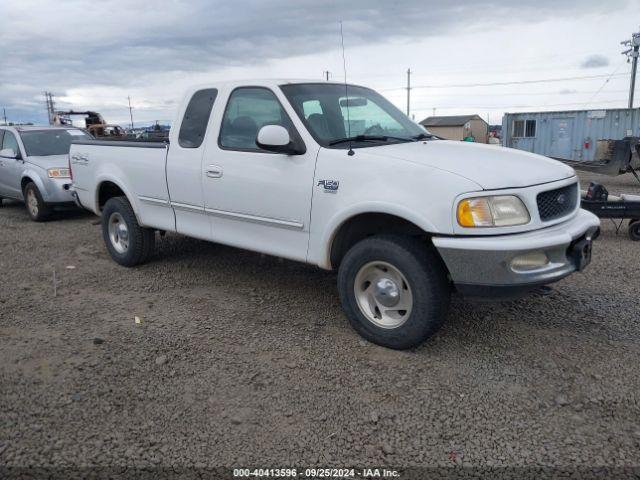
102, 196, 155, 267
337, 235, 450, 350
24, 182, 50, 222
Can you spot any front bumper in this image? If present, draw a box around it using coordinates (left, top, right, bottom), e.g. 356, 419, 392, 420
42, 177, 75, 204
432, 209, 600, 298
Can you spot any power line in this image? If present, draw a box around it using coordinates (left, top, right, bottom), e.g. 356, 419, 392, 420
354, 48, 620, 80
381, 73, 628, 91
411, 98, 626, 111
582, 60, 628, 107
409, 89, 628, 99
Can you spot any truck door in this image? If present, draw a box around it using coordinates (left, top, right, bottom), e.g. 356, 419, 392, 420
166, 88, 218, 240
202, 87, 316, 262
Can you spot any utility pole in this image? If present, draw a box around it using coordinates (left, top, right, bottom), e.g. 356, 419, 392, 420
2, 107, 6, 125
128, 96, 134, 130
44, 92, 56, 125
621, 29, 640, 108
406, 68, 411, 116
323, 70, 331, 81
432, 107, 436, 117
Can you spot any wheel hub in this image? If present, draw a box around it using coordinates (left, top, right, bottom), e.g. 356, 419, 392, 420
117, 223, 129, 242
354, 261, 413, 329
27, 190, 38, 216
373, 277, 400, 307
108, 212, 129, 254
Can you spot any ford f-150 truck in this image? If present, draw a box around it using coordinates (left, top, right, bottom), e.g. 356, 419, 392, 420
70, 80, 600, 349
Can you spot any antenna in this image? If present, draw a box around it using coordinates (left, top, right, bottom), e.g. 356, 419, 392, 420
339, 21, 354, 156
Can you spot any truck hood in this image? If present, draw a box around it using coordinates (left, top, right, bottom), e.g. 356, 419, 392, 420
365, 140, 576, 190
26, 155, 69, 170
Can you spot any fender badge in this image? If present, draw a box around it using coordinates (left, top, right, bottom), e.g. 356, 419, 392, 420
317, 179, 339, 193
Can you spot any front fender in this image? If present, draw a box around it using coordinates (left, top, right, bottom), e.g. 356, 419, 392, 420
315, 202, 440, 270
21, 168, 48, 201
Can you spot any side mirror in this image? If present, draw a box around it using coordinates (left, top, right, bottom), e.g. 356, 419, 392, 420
0, 148, 19, 160
256, 125, 305, 155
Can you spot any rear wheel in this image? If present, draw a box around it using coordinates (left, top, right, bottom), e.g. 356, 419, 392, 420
102, 196, 155, 266
337, 235, 450, 350
629, 219, 640, 241
24, 182, 50, 222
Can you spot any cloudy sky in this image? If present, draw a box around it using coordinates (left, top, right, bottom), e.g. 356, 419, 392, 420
0, 0, 638, 127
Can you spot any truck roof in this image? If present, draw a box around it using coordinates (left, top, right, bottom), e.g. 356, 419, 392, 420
186, 78, 364, 90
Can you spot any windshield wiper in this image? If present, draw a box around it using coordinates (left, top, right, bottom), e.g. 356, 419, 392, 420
411, 133, 436, 141
328, 135, 412, 146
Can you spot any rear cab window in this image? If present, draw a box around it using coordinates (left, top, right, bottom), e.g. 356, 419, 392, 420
178, 89, 218, 148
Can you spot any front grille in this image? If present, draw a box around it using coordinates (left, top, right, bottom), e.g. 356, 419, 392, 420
537, 183, 578, 221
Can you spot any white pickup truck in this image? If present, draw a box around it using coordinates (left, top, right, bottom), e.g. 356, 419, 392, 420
70, 80, 600, 349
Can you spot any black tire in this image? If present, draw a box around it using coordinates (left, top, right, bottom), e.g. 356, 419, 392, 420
337, 235, 450, 350
23, 182, 51, 222
629, 219, 640, 241
101, 196, 155, 267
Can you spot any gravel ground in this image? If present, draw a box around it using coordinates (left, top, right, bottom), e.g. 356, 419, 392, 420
1, 170, 639, 478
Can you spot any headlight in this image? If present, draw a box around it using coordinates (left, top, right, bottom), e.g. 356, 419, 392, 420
48, 168, 71, 179
457, 195, 530, 227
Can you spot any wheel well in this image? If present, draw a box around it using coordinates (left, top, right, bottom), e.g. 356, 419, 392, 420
98, 181, 126, 210
330, 213, 430, 269
21, 177, 34, 193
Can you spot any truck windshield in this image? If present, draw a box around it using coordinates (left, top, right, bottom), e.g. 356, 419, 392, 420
19, 129, 92, 156
280, 83, 430, 148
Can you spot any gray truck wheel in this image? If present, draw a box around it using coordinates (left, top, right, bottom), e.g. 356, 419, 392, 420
102, 196, 155, 267
24, 182, 50, 222
338, 235, 450, 350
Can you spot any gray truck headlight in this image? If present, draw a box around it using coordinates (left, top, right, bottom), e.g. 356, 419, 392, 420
48, 168, 71, 179
457, 195, 530, 227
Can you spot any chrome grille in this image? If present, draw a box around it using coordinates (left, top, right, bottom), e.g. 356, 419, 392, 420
537, 183, 578, 221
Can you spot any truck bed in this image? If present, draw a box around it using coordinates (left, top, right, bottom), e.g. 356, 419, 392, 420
70, 139, 174, 232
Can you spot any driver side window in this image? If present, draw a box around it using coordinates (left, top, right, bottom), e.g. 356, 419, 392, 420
219, 87, 294, 151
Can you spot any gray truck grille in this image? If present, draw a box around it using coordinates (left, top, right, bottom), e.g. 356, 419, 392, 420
537, 183, 578, 221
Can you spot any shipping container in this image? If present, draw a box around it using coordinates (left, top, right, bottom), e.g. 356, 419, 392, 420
502, 108, 640, 162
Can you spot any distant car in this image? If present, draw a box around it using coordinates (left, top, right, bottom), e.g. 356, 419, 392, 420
0, 125, 93, 221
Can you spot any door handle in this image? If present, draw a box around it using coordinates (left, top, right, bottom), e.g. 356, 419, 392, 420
206, 165, 223, 178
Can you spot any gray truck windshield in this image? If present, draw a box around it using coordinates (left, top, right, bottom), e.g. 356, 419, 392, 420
280, 83, 427, 148
20, 129, 92, 156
